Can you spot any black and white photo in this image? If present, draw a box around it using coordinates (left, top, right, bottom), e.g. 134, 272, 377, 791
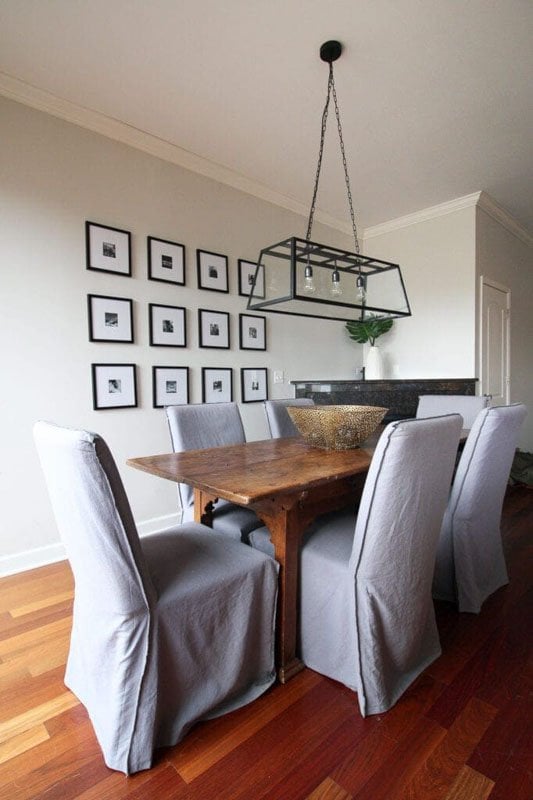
198, 309, 230, 349
149, 304, 186, 347
88, 294, 134, 343
202, 367, 233, 403
239, 313, 266, 350
197, 249, 229, 293
148, 236, 186, 285
152, 366, 189, 408
86, 221, 131, 276
92, 363, 137, 409
241, 367, 268, 403
238, 258, 264, 298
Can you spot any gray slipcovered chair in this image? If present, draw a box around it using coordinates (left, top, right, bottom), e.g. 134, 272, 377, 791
298, 414, 462, 717
433, 403, 527, 613
33, 421, 278, 775
165, 403, 263, 542
263, 398, 315, 438
416, 394, 489, 429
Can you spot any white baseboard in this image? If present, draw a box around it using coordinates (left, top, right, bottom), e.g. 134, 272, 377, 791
0, 512, 184, 578
0, 542, 67, 578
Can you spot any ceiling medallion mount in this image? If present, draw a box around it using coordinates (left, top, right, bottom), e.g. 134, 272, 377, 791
247, 39, 411, 323
319, 40, 342, 64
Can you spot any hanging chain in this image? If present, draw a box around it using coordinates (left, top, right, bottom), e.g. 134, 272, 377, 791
305, 62, 360, 255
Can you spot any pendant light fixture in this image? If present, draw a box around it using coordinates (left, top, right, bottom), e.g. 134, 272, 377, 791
247, 40, 411, 322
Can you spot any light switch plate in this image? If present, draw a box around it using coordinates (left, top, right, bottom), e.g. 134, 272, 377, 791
273, 370, 284, 384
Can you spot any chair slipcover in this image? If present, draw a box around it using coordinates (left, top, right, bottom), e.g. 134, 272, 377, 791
34, 421, 278, 774
263, 398, 315, 438
299, 414, 462, 717
433, 403, 527, 613
165, 403, 263, 541
416, 394, 489, 429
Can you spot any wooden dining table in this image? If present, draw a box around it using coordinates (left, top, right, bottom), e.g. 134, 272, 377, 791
127, 434, 377, 683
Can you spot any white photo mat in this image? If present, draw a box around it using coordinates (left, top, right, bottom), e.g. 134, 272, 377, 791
239, 313, 266, 350
198, 309, 230, 348
202, 368, 233, 403
152, 366, 189, 407
86, 221, 131, 275
148, 237, 185, 285
197, 250, 229, 293
92, 364, 137, 409
241, 367, 268, 403
149, 304, 186, 347
88, 294, 133, 342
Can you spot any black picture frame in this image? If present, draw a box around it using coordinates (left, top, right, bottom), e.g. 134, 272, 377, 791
86, 221, 131, 276
239, 313, 266, 351
87, 294, 134, 343
241, 367, 268, 403
91, 363, 137, 410
202, 367, 233, 403
152, 366, 190, 408
149, 304, 187, 347
147, 236, 186, 285
198, 308, 230, 349
238, 258, 263, 297
197, 249, 229, 293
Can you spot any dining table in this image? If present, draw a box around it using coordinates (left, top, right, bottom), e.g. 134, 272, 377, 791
127, 433, 378, 683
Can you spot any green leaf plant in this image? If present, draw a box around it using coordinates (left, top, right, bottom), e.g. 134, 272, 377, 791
345, 316, 393, 347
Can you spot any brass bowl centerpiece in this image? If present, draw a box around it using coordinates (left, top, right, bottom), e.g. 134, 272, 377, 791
287, 404, 387, 450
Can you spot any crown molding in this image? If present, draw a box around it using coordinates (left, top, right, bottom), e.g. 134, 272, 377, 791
2, 72, 530, 248
363, 190, 532, 248
476, 191, 533, 248
0, 71, 351, 235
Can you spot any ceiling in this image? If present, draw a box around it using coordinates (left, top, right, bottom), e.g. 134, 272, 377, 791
1, 0, 532, 236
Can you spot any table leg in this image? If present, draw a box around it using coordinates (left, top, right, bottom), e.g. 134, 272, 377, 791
257, 504, 307, 683
193, 488, 217, 527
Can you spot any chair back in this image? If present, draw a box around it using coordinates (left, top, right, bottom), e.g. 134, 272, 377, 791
416, 394, 489, 428
349, 414, 462, 715
33, 421, 154, 614
434, 403, 527, 611
263, 398, 314, 438
166, 403, 246, 509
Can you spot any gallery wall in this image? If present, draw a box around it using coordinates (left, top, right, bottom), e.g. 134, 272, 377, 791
0, 96, 358, 571
1, 95, 531, 575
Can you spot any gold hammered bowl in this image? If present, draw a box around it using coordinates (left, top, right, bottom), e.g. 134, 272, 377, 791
287, 404, 388, 450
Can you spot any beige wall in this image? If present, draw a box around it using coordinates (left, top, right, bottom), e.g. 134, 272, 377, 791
1, 96, 531, 574
0, 96, 357, 571
361, 209, 478, 379
475, 207, 533, 448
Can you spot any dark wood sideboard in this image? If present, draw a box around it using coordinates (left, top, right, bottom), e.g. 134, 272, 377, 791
291, 378, 478, 422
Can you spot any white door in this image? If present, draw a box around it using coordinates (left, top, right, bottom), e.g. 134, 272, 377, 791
480, 278, 510, 405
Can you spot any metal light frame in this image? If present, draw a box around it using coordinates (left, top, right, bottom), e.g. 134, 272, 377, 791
247, 40, 411, 323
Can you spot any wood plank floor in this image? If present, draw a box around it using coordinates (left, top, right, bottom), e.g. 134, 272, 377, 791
0, 485, 531, 799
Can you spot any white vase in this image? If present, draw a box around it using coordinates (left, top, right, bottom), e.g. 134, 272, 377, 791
365, 345, 384, 380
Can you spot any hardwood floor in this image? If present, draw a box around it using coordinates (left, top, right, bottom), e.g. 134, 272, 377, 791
0, 486, 531, 799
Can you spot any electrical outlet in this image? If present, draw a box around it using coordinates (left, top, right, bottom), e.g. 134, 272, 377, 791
273, 370, 284, 384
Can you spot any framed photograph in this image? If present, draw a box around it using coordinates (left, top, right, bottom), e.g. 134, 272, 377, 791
197, 249, 229, 293
238, 258, 264, 298
198, 308, 230, 349
147, 236, 185, 285
152, 366, 189, 408
239, 313, 266, 351
241, 368, 268, 403
91, 363, 137, 410
87, 294, 133, 343
85, 221, 131, 276
202, 367, 233, 404
149, 304, 186, 347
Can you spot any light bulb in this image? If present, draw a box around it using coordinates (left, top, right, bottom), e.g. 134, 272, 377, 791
331, 269, 342, 296
303, 264, 316, 294
356, 274, 366, 301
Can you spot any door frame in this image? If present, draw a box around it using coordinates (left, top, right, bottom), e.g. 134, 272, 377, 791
478, 276, 511, 403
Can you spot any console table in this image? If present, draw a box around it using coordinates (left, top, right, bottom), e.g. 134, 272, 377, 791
291, 378, 478, 422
